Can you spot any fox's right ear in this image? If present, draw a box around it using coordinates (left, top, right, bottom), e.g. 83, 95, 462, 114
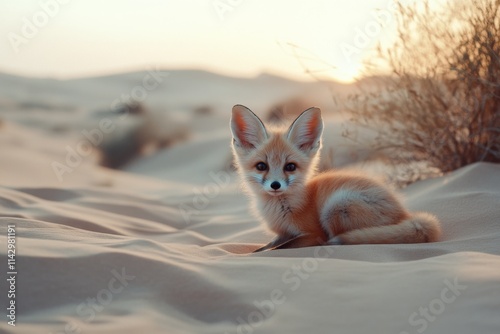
231, 105, 268, 150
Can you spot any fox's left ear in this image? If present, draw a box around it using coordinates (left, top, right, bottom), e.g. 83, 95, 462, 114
287, 107, 323, 155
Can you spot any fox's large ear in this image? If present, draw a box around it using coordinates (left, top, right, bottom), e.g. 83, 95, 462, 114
231, 105, 268, 150
286, 107, 323, 154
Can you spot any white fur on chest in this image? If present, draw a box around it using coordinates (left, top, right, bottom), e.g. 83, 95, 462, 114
254, 196, 301, 236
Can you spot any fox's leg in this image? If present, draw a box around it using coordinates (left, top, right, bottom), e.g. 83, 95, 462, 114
319, 187, 409, 240
271, 234, 325, 250
253, 233, 297, 252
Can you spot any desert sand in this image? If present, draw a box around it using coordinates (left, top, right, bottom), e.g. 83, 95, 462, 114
0, 71, 499, 334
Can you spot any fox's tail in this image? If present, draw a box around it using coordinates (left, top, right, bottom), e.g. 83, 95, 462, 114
330, 212, 441, 245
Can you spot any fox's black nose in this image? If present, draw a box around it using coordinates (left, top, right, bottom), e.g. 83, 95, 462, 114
270, 181, 281, 190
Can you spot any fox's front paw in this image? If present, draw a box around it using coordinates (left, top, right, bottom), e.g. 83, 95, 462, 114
328, 236, 343, 245
253, 245, 269, 253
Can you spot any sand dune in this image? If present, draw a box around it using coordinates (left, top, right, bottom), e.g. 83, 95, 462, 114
0, 71, 499, 334
1, 159, 500, 333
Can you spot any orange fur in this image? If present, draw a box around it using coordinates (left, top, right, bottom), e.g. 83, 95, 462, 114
230, 105, 441, 251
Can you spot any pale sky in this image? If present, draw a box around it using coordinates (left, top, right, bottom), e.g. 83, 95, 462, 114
0, 0, 407, 83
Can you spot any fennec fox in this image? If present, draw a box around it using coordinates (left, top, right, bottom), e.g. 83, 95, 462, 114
230, 104, 441, 251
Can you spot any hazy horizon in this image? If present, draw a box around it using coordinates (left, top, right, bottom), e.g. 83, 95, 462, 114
0, 0, 424, 83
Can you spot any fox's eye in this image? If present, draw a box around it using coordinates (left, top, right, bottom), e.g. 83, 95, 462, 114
284, 163, 296, 172
256, 162, 268, 171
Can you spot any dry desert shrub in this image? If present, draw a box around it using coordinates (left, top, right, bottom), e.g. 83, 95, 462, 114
98, 101, 189, 168
346, 0, 499, 184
